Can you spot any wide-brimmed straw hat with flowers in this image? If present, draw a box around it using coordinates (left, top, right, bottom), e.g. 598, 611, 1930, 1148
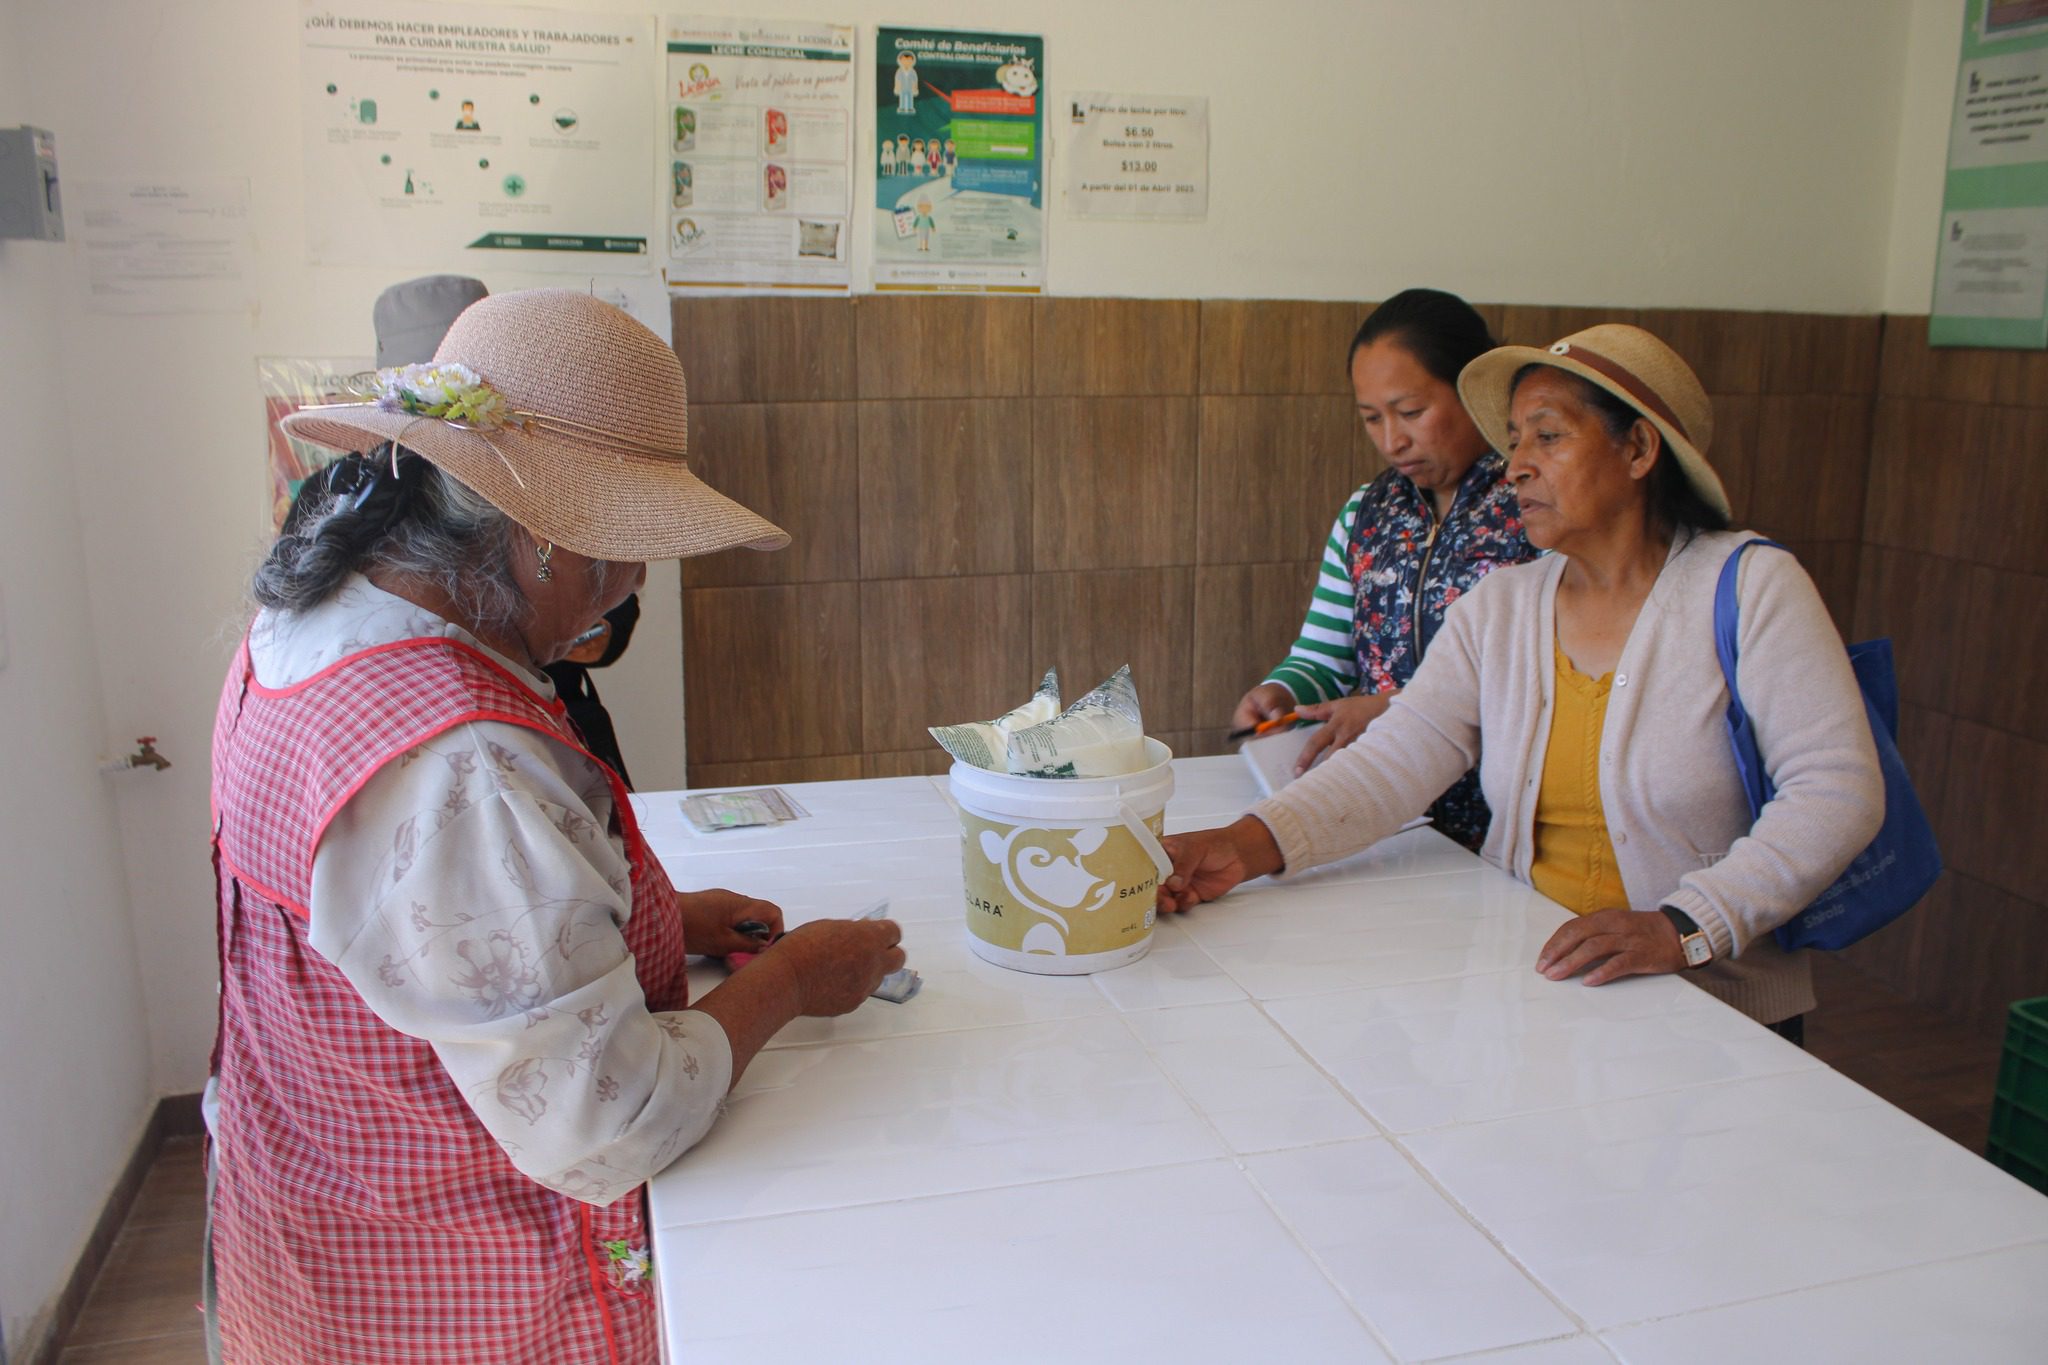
1456, 322, 1730, 521
281, 288, 789, 562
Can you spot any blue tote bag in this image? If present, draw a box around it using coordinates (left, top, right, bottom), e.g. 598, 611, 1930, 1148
1714, 540, 1941, 951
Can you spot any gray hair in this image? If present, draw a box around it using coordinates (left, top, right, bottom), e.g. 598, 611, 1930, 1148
252, 450, 530, 638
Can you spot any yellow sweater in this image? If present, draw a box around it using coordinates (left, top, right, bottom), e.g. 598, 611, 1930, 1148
1529, 643, 1627, 915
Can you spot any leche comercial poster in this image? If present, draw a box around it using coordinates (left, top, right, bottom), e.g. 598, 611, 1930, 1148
664, 15, 855, 290
1933, 0, 2048, 345
300, 1, 655, 269
873, 26, 1044, 293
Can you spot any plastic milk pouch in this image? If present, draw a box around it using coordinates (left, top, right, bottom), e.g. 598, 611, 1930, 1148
929, 669, 1062, 770
1004, 666, 1147, 778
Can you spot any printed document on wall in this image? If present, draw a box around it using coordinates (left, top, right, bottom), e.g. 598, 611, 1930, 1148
1065, 94, 1208, 221
873, 26, 1044, 293
300, 1, 654, 270
1934, 0, 2048, 345
663, 16, 855, 290
73, 179, 253, 314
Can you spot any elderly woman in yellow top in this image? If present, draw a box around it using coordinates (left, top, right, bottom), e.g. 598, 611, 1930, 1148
207, 289, 904, 1364
1158, 324, 1883, 1032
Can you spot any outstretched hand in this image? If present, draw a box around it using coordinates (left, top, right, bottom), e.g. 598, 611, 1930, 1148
1156, 816, 1285, 914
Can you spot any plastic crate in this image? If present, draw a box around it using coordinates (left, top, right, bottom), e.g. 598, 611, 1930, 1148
1987, 996, 2048, 1195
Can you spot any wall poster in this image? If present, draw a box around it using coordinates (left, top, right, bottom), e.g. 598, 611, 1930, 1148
873, 25, 1044, 293
663, 15, 856, 290
1934, 0, 2048, 345
300, 1, 655, 269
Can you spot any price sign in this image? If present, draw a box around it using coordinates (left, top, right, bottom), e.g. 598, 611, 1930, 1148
1064, 93, 1207, 221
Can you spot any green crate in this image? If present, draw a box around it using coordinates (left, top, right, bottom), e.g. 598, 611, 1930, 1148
1987, 996, 2048, 1196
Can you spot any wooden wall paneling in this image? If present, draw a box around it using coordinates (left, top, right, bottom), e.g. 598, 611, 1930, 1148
1937, 719, 2048, 903
671, 297, 857, 404
1852, 546, 1974, 715
1196, 396, 1357, 566
1760, 313, 1881, 395
857, 398, 1033, 579
1749, 395, 1872, 542
861, 749, 953, 778
686, 755, 864, 789
1975, 407, 2048, 578
682, 582, 861, 765
1894, 703, 1957, 843
1496, 304, 1638, 347
1859, 398, 1980, 560
1031, 397, 1198, 571
1912, 874, 2048, 1035
1635, 309, 1769, 395
1189, 561, 1323, 726
680, 402, 859, 588
1710, 394, 1761, 526
1878, 315, 2000, 405
1953, 563, 2048, 743
1034, 299, 1199, 396
859, 574, 1031, 752
1030, 568, 1195, 733
854, 296, 1034, 399
1989, 338, 2048, 408
1196, 300, 1365, 396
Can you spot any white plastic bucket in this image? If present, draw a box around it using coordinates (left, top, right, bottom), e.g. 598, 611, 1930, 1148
949, 738, 1175, 975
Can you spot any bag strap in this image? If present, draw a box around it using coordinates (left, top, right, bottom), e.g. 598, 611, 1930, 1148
1713, 538, 1788, 717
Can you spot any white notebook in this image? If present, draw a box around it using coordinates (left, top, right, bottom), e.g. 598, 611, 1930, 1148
1239, 724, 1324, 798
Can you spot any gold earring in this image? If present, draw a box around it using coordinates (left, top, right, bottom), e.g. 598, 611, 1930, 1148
536, 541, 554, 582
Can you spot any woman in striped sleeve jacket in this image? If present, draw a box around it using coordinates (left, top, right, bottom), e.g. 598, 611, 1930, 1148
1232, 289, 1536, 851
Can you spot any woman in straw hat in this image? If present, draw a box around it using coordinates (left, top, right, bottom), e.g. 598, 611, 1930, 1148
206, 289, 904, 1364
1159, 323, 1882, 1032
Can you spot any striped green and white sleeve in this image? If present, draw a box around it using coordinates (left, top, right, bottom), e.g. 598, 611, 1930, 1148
1263, 490, 1362, 704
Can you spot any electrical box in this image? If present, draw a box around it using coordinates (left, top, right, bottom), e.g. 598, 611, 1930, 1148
0, 126, 63, 241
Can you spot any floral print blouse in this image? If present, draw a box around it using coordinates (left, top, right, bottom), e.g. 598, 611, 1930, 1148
1265, 452, 1534, 848
249, 579, 731, 1206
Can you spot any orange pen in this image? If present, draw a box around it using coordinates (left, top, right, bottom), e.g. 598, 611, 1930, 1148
1226, 710, 1300, 743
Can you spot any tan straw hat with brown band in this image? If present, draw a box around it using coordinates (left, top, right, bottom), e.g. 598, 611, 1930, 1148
1456, 322, 1730, 521
280, 288, 789, 562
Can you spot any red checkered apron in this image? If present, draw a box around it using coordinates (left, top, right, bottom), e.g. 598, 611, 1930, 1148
208, 634, 687, 1364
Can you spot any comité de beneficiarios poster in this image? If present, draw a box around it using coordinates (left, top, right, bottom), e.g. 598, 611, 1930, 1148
873, 26, 1044, 293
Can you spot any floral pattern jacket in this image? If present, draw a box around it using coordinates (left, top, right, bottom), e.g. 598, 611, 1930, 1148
1267, 452, 1533, 849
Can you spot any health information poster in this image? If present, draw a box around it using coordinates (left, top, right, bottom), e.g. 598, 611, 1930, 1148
873, 26, 1044, 293
1933, 0, 2048, 345
301, 2, 654, 269
663, 15, 856, 290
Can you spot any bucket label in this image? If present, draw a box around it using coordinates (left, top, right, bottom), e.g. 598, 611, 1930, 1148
961, 812, 1161, 958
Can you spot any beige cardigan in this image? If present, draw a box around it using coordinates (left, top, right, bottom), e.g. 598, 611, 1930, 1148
1251, 530, 1884, 1024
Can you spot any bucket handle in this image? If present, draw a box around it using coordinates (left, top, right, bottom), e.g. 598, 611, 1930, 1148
1117, 801, 1174, 883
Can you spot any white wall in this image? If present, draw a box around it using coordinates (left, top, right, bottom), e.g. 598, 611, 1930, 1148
5, 0, 1935, 1112
0, 6, 156, 1353
1885, 0, 1969, 313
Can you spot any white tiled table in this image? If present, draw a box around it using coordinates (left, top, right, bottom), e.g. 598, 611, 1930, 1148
639, 757, 2048, 1364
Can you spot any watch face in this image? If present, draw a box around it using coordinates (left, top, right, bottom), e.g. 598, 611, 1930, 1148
1683, 935, 1712, 968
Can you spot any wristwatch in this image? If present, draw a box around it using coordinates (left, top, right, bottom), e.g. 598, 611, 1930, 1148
1658, 906, 1713, 969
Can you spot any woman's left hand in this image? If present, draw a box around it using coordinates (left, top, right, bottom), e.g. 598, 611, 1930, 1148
1535, 908, 1686, 985
679, 888, 785, 959
1291, 692, 1394, 774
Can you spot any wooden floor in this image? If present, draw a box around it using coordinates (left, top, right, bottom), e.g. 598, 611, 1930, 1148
48, 956, 2009, 1364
